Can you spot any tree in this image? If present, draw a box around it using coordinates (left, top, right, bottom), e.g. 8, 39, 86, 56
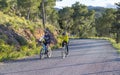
17, 0, 41, 20
0, 0, 17, 14
44, 0, 59, 26
71, 2, 96, 37
58, 7, 74, 32
38, 0, 60, 28
95, 8, 116, 37
113, 2, 120, 43
49, 10, 59, 27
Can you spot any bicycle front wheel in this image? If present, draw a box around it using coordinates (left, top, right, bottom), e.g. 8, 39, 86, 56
40, 48, 45, 59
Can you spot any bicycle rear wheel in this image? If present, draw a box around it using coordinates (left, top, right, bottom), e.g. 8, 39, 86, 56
47, 47, 52, 58
61, 45, 67, 59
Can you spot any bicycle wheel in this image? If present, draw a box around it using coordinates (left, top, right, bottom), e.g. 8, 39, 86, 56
47, 47, 52, 58
61, 46, 67, 59
40, 48, 45, 59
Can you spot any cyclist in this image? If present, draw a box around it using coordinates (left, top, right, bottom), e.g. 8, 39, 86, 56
61, 31, 69, 55
39, 30, 51, 54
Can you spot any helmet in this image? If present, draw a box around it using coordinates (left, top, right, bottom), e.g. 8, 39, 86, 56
44, 29, 48, 34
62, 32, 66, 35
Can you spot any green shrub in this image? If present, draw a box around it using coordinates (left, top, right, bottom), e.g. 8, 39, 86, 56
20, 46, 29, 51
25, 51, 32, 56
0, 35, 8, 41
9, 52, 21, 59
34, 47, 41, 54
0, 44, 13, 53
16, 36, 28, 46
0, 39, 5, 45
0, 55, 3, 61
52, 44, 59, 49
0, 53, 9, 61
29, 42, 36, 49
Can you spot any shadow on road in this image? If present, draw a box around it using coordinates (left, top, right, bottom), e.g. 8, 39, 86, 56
0, 73, 4, 75
3, 55, 63, 64
69, 51, 117, 58
3, 57, 40, 63
69, 40, 109, 46
2, 58, 119, 75
69, 43, 111, 51
113, 58, 120, 61
81, 70, 120, 75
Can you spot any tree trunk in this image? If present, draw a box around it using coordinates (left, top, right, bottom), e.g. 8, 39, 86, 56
116, 30, 120, 43
27, 8, 30, 20
41, 0, 46, 28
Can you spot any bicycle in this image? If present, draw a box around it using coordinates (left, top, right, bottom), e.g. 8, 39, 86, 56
40, 42, 52, 59
61, 42, 68, 59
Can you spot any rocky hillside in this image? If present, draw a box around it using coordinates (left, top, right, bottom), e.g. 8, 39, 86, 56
0, 12, 61, 61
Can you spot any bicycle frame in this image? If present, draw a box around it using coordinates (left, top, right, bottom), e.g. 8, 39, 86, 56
40, 42, 52, 59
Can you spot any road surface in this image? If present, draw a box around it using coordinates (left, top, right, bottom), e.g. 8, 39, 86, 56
0, 39, 120, 75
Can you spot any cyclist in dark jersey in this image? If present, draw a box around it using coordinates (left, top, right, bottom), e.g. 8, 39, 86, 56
39, 30, 51, 54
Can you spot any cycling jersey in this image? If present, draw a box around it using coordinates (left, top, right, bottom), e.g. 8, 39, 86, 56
62, 33, 69, 43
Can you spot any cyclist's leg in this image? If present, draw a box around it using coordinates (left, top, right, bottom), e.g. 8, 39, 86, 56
62, 40, 65, 47
47, 43, 50, 51
46, 42, 51, 52
66, 44, 69, 55
62, 41, 64, 47
65, 41, 69, 55
46, 43, 52, 58
43, 43, 46, 50
44, 43, 48, 54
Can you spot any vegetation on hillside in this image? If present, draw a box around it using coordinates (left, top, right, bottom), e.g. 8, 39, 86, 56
0, 11, 61, 61
0, 0, 120, 61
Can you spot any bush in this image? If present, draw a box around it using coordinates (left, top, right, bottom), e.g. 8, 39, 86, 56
0, 44, 13, 53
0, 53, 9, 61
29, 42, 36, 49
9, 52, 21, 59
0, 39, 5, 45
0, 34, 8, 41
16, 36, 28, 46
52, 44, 59, 49
32, 47, 41, 54
20, 46, 29, 51
29, 37, 36, 49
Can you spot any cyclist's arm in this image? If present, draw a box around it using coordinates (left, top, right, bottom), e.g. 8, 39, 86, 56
39, 35, 44, 42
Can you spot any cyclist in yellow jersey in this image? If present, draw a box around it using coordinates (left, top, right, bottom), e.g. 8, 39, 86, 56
62, 32, 69, 55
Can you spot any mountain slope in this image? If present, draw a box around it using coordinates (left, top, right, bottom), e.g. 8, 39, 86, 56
0, 12, 59, 61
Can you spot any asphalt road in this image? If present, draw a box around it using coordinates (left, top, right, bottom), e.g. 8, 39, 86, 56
0, 39, 120, 75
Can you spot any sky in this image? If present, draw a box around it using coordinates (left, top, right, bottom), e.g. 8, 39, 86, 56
55, 0, 120, 8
